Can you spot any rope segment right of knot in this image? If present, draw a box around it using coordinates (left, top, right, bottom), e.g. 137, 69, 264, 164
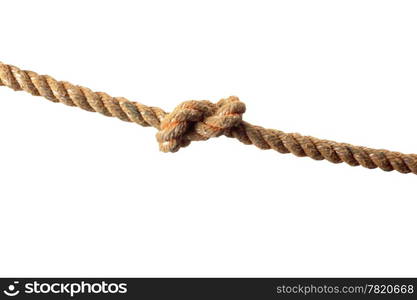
156, 96, 245, 152
1, 61, 417, 175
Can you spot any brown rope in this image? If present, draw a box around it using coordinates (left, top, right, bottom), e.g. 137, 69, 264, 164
1, 62, 416, 174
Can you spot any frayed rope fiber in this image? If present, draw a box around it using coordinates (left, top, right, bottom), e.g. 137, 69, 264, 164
1, 62, 416, 174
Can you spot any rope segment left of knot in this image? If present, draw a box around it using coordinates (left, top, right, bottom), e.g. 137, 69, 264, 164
156, 96, 246, 152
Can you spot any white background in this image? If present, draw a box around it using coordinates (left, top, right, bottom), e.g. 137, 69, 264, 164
0, 0, 416, 277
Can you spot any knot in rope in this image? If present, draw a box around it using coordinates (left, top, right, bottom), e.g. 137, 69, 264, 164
156, 96, 246, 152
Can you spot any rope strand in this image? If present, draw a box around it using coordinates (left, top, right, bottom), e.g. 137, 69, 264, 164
1, 61, 416, 174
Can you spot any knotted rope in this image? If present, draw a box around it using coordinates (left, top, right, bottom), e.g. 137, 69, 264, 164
1, 62, 416, 174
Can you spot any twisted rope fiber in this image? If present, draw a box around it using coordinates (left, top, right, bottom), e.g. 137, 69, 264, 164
1, 62, 416, 175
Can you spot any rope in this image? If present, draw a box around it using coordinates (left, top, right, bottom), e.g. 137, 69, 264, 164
1, 62, 416, 175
